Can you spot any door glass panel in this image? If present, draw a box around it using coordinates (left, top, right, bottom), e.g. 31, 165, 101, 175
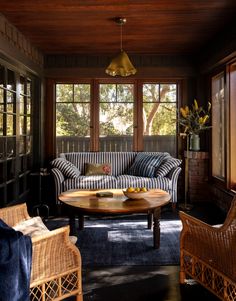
99, 84, 134, 151
143, 83, 177, 155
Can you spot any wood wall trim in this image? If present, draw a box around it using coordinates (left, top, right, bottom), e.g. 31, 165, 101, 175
0, 13, 43, 73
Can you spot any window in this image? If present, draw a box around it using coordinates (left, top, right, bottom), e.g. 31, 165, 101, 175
211, 72, 225, 181
55, 80, 179, 157
56, 84, 91, 153
99, 83, 134, 151
142, 83, 177, 155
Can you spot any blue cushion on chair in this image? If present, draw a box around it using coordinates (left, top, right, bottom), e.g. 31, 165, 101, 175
127, 153, 167, 177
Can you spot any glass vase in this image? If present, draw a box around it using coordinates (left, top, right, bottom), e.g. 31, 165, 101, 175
190, 134, 200, 151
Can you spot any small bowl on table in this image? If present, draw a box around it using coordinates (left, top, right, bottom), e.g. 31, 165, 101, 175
123, 190, 149, 200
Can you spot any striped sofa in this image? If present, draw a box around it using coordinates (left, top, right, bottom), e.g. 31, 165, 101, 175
51, 152, 182, 206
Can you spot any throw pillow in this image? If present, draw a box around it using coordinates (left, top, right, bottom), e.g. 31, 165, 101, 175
127, 153, 167, 177
13, 216, 50, 237
51, 158, 81, 178
85, 163, 111, 176
156, 157, 182, 177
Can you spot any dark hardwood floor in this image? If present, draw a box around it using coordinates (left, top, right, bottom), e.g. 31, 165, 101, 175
64, 201, 225, 301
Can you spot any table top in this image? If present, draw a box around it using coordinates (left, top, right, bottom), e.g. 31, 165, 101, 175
59, 189, 171, 214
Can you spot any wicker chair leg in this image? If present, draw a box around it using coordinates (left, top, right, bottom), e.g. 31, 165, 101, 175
76, 293, 83, 301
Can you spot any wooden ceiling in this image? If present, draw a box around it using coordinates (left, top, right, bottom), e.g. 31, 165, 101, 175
1, 0, 236, 55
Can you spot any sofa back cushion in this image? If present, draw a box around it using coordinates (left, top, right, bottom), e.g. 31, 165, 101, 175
60, 152, 137, 176
127, 152, 170, 177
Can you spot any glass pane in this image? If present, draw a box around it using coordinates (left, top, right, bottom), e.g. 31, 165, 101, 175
99, 84, 134, 103
143, 84, 159, 102
56, 103, 90, 136
212, 73, 225, 179
7, 159, 15, 180
160, 84, 177, 102
20, 77, 25, 95
74, 84, 90, 102
7, 91, 15, 113
0, 88, 4, 104
143, 83, 177, 156
20, 116, 25, 134
0, 137, 5, 159
99, 84, 116, 102
0, 113, 3, 135
27, 97, 31, 114
20, 95, 25, 114
6, 137, 15, 158
99, 102, 134, 151
27, 117, 31, 134
0, 65, 4, 88
27, 80, 31, 96
7, 69, 15, 91
7, 181, 15, 203
26, 136, 32, 153
7, 114, 14, 135
56, 84, 73, 102
19, 136, 26, 154
0, 162, 5, 183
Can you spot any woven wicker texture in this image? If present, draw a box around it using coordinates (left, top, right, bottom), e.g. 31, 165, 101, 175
0, 203, 83, 301
179, 195, 236, 301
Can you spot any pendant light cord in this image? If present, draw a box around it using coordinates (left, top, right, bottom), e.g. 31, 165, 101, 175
120, 22, 123, 51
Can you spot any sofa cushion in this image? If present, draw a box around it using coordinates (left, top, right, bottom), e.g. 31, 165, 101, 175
51, 158, 81, 178
117, 175, 171, 191
127, 153, 168, 177
63, 175, 118, 191
156, 157, 182, 177
85, 163, 111, 176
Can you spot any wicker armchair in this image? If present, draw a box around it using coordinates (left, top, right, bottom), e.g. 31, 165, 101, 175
179, 195, 236, 301
0, 203, 83, 301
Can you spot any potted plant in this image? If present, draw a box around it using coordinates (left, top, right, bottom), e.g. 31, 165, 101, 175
179, 99, 211, 151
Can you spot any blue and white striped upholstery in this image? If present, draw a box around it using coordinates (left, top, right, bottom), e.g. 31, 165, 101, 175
61, 152, 136, 176
51, 152, 182, 204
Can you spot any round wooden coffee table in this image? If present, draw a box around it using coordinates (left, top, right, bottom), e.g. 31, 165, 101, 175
59, 188, 171, 249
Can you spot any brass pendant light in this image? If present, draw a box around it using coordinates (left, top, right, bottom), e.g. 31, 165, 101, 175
105, 17, 137, 77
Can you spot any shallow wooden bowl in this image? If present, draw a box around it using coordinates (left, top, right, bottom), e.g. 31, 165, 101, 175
123, 190, 149, 199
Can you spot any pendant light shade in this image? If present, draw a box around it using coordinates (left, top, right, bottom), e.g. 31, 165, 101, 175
105, 50, 137, 77
105, 18, 137, 77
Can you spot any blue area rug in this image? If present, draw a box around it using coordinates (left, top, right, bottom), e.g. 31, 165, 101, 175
76, 216, 182, 266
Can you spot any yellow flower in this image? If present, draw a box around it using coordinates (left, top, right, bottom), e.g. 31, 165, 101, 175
198, 117, 204, 125
194, 99, 198, 110
180, 107, 187, 118
202, 115, 209, 124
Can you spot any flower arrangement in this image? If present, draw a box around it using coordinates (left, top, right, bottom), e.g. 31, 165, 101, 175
179, 99, 211, 135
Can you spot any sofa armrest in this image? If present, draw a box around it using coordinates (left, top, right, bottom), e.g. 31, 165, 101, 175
51, 168, 65, 203
30, 226, 82, 286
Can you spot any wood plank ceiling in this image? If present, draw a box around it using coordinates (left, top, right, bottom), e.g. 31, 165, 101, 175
1, 0, 236, 55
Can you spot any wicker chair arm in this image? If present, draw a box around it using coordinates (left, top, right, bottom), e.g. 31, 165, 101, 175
30, 226, 81, 286
179, 210, 236, 280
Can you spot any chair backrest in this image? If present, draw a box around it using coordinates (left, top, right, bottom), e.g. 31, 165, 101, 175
0, 203, 30, 227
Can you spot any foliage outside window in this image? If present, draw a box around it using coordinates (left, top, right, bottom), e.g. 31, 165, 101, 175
99, 84, 134, 151
142, 83, 177, 154
56, 84, 91, 153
